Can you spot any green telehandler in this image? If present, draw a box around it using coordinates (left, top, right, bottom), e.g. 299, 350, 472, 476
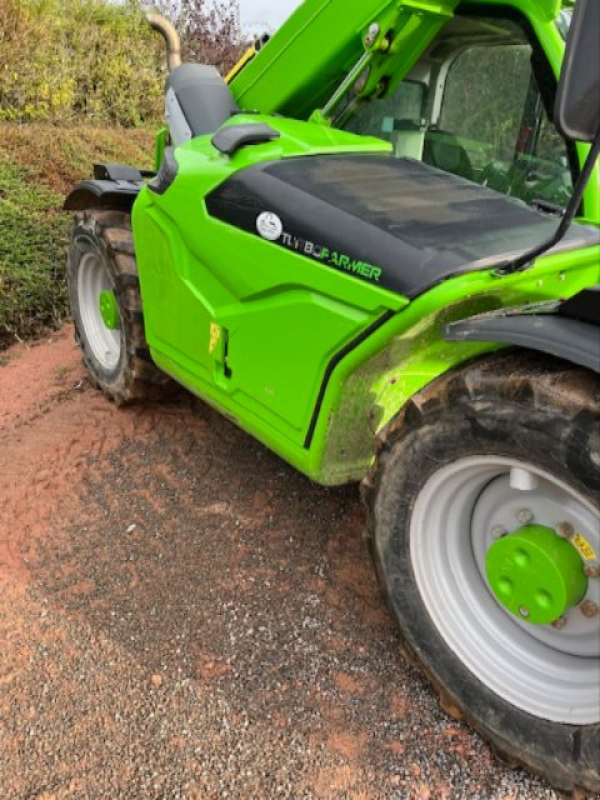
64, 0, 600, 792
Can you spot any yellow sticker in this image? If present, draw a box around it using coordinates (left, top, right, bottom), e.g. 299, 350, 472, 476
572, 533, 597, 562
209, 323, 221, 355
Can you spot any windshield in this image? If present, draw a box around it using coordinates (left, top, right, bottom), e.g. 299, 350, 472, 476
341, 14, 575, 210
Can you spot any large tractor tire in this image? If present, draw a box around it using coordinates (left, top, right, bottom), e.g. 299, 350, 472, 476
67, 210, 170, 405
363, 351, 600, 795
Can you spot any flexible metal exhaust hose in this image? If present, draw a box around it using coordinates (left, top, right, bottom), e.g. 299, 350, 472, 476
147, 13, 182, 72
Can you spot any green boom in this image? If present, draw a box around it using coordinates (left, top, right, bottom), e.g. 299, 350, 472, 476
231, 0, 561, 118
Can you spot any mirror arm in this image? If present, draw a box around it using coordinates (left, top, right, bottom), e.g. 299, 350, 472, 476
496, 125, 600, 276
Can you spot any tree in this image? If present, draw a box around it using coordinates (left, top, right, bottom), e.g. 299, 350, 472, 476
150, 0, 244, 75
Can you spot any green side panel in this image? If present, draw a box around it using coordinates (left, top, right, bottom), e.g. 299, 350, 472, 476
133, 117, 404, 471
312, 246, 600, 484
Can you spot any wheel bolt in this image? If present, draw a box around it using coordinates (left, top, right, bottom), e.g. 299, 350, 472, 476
516, 508, 534, 524
552, 616, 568, 630
584, 562, 600, 579
556, 521, 574, 539
580, 600, 599, 619
491, 525, 507, 539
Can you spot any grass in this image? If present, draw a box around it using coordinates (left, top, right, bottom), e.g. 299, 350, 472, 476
53, 363, 76, 386
0, 122, 155, 349
0, 158, 68, 347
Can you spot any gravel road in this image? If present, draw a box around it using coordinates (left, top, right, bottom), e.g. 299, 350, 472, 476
0, 328, 562, 800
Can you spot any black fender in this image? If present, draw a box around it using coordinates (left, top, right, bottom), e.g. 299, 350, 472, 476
559, 285, 600, 325
445, 294, 600, 374
63, 163, 150, 213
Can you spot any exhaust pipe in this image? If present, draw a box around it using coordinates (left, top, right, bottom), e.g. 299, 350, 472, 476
147, 13, 182, 72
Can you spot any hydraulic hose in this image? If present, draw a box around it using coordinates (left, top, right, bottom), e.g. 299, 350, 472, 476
147, 13, 182, 72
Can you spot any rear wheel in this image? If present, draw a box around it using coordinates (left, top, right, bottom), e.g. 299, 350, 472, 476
67, 210, 170, 405
363, 352, 600, 795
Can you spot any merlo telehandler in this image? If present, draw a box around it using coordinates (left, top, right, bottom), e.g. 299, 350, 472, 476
64, 0, 600, 792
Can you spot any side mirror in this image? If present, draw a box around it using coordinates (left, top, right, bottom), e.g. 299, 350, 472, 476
555, 0, 600, 143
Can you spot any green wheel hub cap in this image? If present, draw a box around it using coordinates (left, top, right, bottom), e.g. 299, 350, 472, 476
486, 525, 587, 625
99, 290, 120, 330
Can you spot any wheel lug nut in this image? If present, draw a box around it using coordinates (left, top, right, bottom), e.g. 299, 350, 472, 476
556, 521, 574, 539
519, 606, 530, 618
584, 562, 600, 579
516, 508, 534, 524
491, 525, 507, 539
552, 616, 568, 630
580, 600, 599, 619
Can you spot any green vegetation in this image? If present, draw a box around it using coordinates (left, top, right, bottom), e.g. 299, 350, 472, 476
0, 158, 67, 347
0, 0, 242, 348
0, 0, 243, 126
0, 0, 163, 126
0, 123, 154, 348
0, 0, 162, 346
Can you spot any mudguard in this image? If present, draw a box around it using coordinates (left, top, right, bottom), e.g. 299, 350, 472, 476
445, 294, 600, 373
63, 163, 147, 212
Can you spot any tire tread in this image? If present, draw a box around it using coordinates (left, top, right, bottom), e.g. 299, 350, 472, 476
362, 350, 600, 796
69, 210, 171, 406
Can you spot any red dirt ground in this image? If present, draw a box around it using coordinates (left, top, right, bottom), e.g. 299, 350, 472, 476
0, 328, 559, 799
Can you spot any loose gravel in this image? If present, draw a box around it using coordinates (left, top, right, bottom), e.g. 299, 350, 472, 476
0, 329, 562, 799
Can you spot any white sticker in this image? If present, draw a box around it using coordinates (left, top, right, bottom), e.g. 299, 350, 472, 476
256, 212, 283, 241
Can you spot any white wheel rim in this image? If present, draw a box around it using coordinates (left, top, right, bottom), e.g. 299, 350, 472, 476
410, 456, 600, 724
77, 252, 121, 371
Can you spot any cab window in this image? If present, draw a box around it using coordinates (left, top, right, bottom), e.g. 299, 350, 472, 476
343, 15, 574, 208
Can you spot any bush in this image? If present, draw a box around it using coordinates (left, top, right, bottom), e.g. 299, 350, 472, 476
0, 0, 163, 125
0, 0, 243, 126
155, 0, 243, 75
0, 0, 244, 346
0, 122, 155, 347
0, 158, 68, 346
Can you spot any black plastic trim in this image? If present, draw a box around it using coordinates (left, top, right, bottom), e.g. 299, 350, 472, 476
304, 310, 395, 449
211, 123, 280, 156
167, 63, 239, 138
148, 147, 179, 195
555, 0, 600, 144
445, 311, 600, 373
206, 154, 599, 299
559, 286, 600, 326
63, 179, 143, 212
93, 163, 144, 182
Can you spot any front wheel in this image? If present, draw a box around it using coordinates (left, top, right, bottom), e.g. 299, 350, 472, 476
67, 210, 170, 405
364, 352, 600, 795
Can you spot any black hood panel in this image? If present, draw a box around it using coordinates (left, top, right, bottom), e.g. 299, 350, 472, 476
206, 154, 599, 298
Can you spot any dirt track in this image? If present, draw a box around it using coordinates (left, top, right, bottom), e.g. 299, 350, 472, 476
0, 327, 560, 800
